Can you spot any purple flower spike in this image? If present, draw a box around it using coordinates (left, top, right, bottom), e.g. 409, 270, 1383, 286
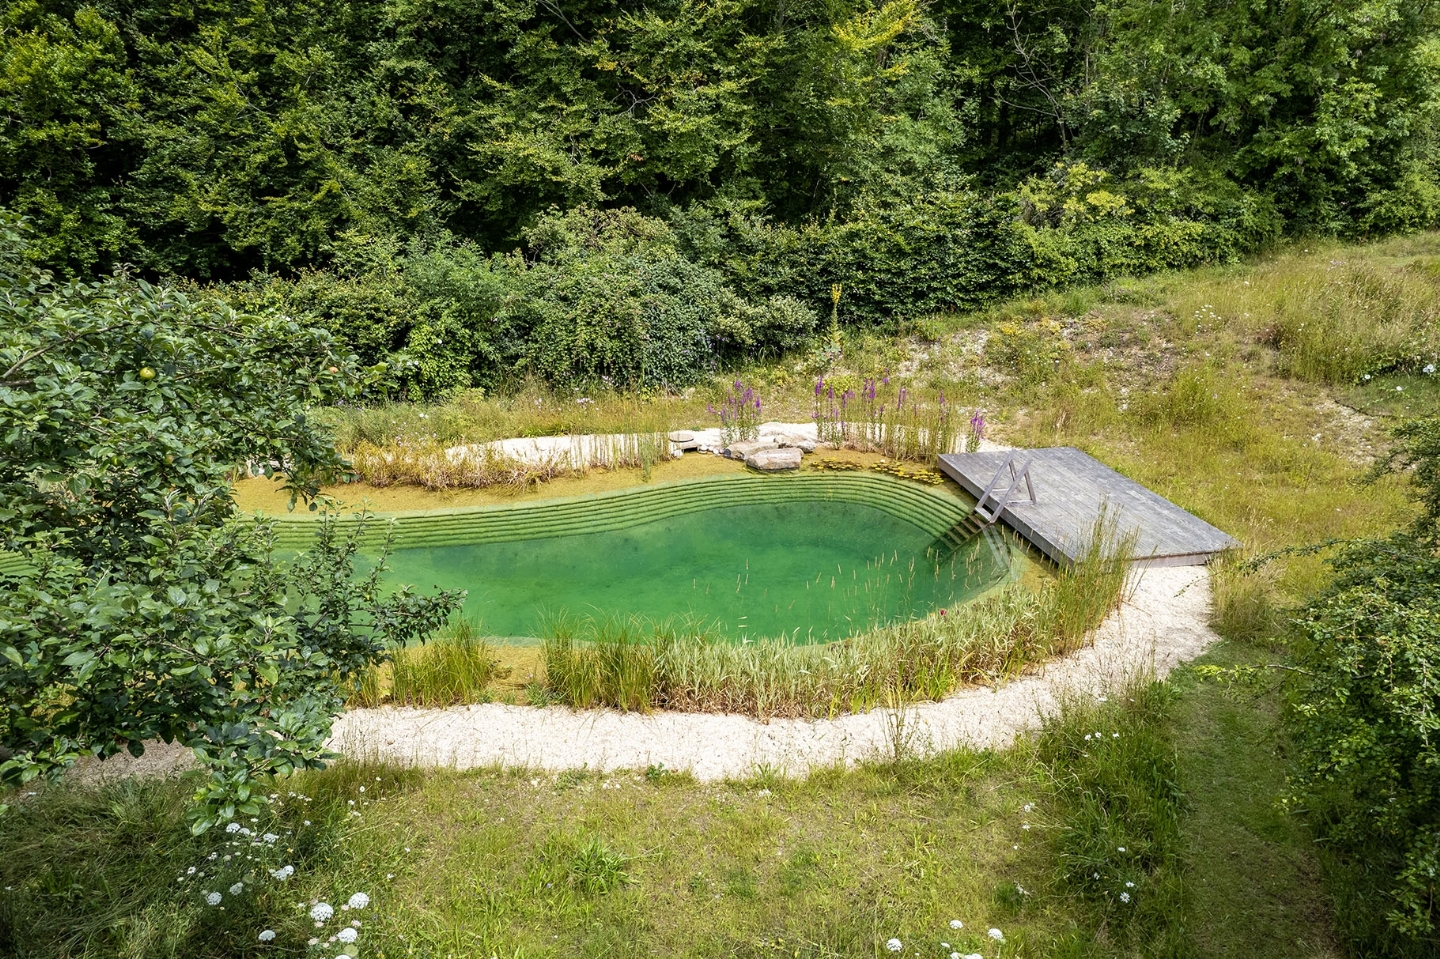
755, 398, 762, 411
815, 378, 824, 397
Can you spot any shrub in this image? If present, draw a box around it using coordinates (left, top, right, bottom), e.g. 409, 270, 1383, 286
0, 216, 460, 827
1287, 557, 1440, 946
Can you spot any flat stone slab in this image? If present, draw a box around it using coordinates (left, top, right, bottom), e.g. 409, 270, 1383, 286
724, 438, 777, 460
938, 446, 1239, 568
745, 447, 803, 471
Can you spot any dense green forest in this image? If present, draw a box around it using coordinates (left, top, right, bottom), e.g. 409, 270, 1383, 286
7, 0, 1440, 395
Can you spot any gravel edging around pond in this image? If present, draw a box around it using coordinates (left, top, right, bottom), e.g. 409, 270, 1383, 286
70, 565, 1215, 784
326, 564, 1216, 778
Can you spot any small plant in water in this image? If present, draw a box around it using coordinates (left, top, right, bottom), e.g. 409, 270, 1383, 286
709, 381, 762, 445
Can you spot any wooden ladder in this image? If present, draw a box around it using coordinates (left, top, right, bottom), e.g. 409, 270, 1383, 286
933, 449, 1036, 555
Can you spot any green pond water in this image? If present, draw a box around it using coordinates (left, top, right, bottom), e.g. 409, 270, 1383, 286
375, 499, 1011, 643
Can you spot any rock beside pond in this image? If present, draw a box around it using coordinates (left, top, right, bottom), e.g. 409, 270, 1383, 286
774, 433, 817, 453
724, 438, 776, 460
745, 447, 803, 471
668, 430, 700, 451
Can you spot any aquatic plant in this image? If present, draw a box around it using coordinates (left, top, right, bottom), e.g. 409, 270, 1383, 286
709, 380, 763, 446
813, 376, 960, 461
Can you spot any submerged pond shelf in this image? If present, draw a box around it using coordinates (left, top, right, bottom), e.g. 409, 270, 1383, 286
268, 473, 1019, 643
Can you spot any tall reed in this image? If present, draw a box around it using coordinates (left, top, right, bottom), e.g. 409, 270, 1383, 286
345, 428, 671, 491
541, 518, 1134, 718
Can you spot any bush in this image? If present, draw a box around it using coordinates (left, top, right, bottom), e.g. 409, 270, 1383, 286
1287, 556, 1440, 947
1280, 417, 1440, 949
0, 214, 460, 827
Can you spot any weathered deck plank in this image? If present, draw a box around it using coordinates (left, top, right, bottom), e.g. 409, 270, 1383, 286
937, 447, 1239, 567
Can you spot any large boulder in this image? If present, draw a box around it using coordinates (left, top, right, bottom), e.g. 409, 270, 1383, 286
774, 432, 818, 453
745, 447, 803, 471
724, 438, 777, 461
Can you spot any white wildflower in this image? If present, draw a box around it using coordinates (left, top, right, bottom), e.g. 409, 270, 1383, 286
337, 928, 358, 943
205, 892, 222, 906
988, 928, 1004, 941
225, 822, 241, 834
347, 892, 370, 909
885, 938, 902, 952
949, 919, 962, 930
230, 883, 243, 895
1125, 881, 1135, 888
1121, 892, 1131, 903
1118, 846, 1126, 852
310, 903, 334, 922
258, 930, 276, 942
262, 833, 279, 844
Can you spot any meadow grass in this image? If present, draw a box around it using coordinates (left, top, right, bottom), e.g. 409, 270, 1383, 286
1, 676, 1195, 959
541, 521, 1131, 719
345, 427, 674, 491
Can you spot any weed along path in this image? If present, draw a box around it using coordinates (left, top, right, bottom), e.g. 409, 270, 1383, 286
328, 564, 1216, 777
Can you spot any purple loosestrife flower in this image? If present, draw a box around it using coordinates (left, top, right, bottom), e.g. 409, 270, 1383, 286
815, 378, 824, 397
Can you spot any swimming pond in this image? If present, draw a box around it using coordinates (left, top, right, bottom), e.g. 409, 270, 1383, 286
273, 473, 1017, 643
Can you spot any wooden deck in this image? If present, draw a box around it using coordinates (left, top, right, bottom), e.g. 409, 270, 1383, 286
937, 447, 1239, 568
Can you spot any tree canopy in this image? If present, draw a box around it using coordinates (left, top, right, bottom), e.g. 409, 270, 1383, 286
4, 0, 1438, 279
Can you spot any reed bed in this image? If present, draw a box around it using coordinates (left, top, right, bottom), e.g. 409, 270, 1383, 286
345, 430, 672, 490
542, 519, 1133, 718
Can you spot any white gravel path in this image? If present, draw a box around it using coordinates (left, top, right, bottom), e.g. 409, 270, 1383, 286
327, 564, 1217, 778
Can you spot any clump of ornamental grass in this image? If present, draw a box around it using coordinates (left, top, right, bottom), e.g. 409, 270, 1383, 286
542, 518, 1133, 719
350, 620, 501, 708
